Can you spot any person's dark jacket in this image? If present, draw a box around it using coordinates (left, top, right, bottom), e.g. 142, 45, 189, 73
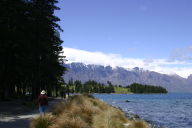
38, 94, 48, 106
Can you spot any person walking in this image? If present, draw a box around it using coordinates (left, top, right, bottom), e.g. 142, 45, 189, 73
37, 90, 48, 116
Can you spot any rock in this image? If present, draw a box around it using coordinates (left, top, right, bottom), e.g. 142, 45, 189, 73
125, 113, 140, 120
123, 123, 130, 127
125, 100, 130, 102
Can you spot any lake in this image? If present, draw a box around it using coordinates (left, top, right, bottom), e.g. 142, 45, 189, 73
94, 93, 192, 128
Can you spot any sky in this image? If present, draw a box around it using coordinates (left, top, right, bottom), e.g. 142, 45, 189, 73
55, 0, 192, 78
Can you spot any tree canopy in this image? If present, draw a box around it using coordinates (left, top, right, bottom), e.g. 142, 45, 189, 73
0, 0, 66, 100
128, 83, 167, 94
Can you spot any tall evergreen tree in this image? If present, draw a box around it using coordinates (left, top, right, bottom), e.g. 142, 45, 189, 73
0, 0, 66, 100
0, 0, 28, 99
28, 0, 66, 99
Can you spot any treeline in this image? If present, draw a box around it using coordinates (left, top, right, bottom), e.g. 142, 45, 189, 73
58, 80, 167, 97
0, 0, 66, 100
59, 80, 115, 97
128, 83, 168, 94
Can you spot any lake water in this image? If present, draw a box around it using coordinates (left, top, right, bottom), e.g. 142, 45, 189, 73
94, 93, 192, 128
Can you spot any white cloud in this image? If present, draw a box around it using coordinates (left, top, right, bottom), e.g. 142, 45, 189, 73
63, 47, 192, 78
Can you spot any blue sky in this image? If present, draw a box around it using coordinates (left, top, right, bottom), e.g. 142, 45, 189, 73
55, 0, 192, 78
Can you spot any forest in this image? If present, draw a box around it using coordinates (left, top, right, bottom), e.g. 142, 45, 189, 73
58, 80, 167, 97
128, 83, 168, 94
58, 80, 115, 98
0, 0, 66, 100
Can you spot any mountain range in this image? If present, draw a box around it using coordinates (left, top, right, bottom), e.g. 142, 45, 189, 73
63, 62, 192, 92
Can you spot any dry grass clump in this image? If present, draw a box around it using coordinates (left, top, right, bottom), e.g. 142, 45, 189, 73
30, 95, 150, 128
52, 100, 76, 116
30, 114, 56, 128
50, 116, 89, 128
92, 107, 129, 128
127, 120, 149, 128
89, 98, 108, 110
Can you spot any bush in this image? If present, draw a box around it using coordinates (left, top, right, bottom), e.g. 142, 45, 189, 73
30, 114, 56, 128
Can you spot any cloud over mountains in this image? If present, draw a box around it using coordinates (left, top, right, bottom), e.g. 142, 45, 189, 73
63, 47, 192, 78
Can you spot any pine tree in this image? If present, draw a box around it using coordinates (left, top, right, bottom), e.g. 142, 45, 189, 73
28, 0, 66, 99
0, 0, 66, 100
0, 0, 29, 99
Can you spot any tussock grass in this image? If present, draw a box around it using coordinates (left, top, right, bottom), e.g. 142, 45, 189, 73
92, 108, 125, 128
51, 116, 89, 128
30, 95, 149, 128
127, 121, 149, 128
30, 114, 56, 128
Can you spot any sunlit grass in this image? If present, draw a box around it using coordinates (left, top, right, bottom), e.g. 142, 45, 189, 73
30, 94, 149, 128
114, 87, 132, 94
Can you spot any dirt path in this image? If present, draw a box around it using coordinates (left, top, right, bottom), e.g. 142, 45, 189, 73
0, 98, 63, 128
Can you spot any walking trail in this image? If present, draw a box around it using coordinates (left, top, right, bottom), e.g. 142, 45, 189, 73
0, 98, 63, 128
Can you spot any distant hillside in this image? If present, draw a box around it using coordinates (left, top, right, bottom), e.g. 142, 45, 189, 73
63, 62, 192, 92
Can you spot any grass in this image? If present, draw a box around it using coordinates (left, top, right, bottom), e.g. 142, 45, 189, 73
114, 87, 132, 94
30, 114, 56, 128
30, 94, 149, 128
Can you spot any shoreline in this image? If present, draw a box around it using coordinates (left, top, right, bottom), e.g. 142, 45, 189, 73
30, 94, 150, 128
104, 99, 166, 128
2, 94, 166, 128
113, 106, 166, 128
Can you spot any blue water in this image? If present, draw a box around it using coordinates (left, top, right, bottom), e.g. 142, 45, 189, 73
94, 93, 192, 128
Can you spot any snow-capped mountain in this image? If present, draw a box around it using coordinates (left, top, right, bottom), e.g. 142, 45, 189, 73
63, 62, 192, 92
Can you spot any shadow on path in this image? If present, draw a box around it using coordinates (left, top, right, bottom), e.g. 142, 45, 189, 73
0, 117, 32, 128
0, 97, 63, 128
